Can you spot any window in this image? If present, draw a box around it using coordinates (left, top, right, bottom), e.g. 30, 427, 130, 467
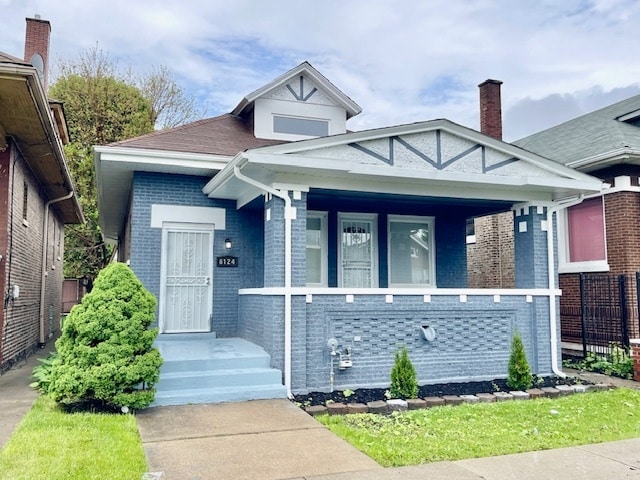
273, 115, 329, 137
558, 197, 608, 273
306, 212, 327, 286
22, 182, 28, 225
339, 213, 378, 287
388, 215, 435, 287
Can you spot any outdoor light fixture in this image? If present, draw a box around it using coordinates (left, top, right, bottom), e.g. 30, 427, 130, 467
224, 238, 232, 249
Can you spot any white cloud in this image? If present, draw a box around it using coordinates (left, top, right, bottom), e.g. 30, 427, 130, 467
2, 0, 640, 142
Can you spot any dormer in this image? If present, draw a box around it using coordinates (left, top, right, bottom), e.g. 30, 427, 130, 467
618, 109, 640, 128
231, 61, 362, 141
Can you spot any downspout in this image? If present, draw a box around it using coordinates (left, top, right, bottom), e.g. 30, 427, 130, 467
39, 190, 74, 346
232, 164, 294, 398
545, 195, 585, 377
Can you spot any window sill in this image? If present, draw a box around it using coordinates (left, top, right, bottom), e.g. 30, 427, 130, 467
558, 261, 610, 274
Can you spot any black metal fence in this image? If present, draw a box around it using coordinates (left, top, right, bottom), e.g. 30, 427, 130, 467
562, 273, 640, 359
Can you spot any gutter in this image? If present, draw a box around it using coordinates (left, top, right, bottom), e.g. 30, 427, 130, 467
544, 195, 586, 377
231, 161, 294, 398
39, 191, 75, 346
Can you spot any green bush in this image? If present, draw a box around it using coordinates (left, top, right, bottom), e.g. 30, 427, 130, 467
389, 346, 418, 399
48, 263, 162, 410
30, 352, 58, 394
564, 346, 633, 380
507, 332, 533, 391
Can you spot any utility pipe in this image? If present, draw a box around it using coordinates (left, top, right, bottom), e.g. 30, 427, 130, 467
544, 195, 585, 377
232, 164, 294, 398
39, 190, 74, 346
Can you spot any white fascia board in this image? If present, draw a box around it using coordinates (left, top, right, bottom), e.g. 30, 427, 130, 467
95, 145, 230, 172
202, 153, 248, 195
566, 148, 640, 171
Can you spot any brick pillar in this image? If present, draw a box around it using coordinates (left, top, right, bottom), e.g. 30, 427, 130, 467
631, 339, 640, 383
514, 205, 549, 288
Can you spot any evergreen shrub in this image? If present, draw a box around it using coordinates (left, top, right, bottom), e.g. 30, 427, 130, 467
48, 263, 162, 410
389, 346, 419, 399
507, 331, 533, 391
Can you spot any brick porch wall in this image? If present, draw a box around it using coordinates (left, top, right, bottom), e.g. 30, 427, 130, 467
468, 211, 514, 288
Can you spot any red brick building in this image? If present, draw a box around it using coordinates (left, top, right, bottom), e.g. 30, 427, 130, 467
0, 17, 82, 372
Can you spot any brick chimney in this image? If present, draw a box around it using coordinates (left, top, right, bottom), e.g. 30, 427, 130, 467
24, 15, 51, 92
478, 79, 503, 140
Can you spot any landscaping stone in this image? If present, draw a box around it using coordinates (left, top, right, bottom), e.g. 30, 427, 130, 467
510, 390, 530, 400
555, 385, 575, 396
305, 405, 327, 416
541, 387, 561, 398
366, 400, 388, 414
406, 398, 427, 410
525, 388, 545, 399
346, 403, 369, 414
442, 395, 463, 406
593, 383, 612, 391
476, 393, 497, 403
493, 391, 514, 401
386, 399, 408, 412
326, 402, 348, 415
459, 394, 479, 403
424, 396, 446, 408
573, 384, 592, 394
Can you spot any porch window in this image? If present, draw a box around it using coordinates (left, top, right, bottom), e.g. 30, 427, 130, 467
339, 213, 378, 287
306, 211, 328, 286
388, 215, 435, 286
558, 197, 608, 273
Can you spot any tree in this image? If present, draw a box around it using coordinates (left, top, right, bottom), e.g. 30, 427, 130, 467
48, 263, 162, 410
389, 345, 419, 399
507, 331, 533, 391
50, 46, 201, 281
138, 65, 202, 130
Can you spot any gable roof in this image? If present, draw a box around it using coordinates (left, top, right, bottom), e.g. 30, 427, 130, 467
204, 118, 603, 208
110, 113, 286, 155
0, 51, 82, 223
514, 95, 640, 171
231, 61, 362, 119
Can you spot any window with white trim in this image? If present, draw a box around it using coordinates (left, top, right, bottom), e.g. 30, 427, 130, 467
306, 211, 328, 286
558, 197, 608, 273
388, 215, 436, 287
338, 213, 378, 287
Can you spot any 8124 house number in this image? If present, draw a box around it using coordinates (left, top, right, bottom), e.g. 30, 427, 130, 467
216, 256, 238, 267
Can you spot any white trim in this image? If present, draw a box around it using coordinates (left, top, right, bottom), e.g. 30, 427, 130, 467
95, 145, 231, 168
151, 205, 226, 229
239, 287, 562, 296
306, 211, 328, 287
387, 214, 436, 287
338, 212, 379, 288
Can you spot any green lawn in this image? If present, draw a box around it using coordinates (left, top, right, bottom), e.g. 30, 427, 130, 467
0, 396, 147, 480
319, 388, 640, 467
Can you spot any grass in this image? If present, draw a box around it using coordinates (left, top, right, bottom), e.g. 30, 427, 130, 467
0, 396, 147, 480
319, 388, 640, 467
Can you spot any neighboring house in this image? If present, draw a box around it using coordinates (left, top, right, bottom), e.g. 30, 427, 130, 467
94, 62, 602, 405
0, 17, 83, 373
514, 95, 640, 349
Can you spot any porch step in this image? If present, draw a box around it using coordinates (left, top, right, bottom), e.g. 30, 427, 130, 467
151, 336, 286, 406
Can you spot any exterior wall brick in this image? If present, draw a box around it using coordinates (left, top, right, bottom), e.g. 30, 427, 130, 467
514, 206, 549, 289
468, 212, 514, 288
0, 143, 65, 372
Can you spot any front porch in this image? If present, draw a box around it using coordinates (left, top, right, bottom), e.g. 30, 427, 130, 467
153, 333, 287, 406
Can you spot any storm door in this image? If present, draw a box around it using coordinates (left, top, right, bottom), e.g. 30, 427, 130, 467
160, 223, 213, 333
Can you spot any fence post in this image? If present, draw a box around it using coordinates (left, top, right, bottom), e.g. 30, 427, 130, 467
631, 339, 640, 382
580, 273, 587, 357
619, 275, 630, 351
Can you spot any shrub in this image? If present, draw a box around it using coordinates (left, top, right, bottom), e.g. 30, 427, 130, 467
30, 352, 58, 394
389, 346, 418, 399
48, 263, 162, 410
507, 332, 533, 391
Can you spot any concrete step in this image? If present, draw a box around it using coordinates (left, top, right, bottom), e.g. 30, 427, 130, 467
156, 367, 283, 390
153, 384, 288, 406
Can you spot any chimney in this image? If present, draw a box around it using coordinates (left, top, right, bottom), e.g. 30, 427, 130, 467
478, 79, 503, 140
24, 15, 51, 92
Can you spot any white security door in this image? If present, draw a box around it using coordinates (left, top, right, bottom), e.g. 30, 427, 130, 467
160, 224, 213, 333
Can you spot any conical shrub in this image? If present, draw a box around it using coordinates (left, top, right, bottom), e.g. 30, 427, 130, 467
507, 331, 533, 391
389, 346, 418, 399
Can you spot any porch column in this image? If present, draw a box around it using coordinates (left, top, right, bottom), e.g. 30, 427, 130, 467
514, 205, 549, 288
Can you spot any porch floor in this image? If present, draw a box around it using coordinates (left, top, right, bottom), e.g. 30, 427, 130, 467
153, 333, 287, 406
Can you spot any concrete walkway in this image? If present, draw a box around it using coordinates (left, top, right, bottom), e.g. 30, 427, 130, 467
2, 351, 640, 480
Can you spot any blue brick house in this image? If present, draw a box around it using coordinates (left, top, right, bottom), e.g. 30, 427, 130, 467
94, 62, 603, 405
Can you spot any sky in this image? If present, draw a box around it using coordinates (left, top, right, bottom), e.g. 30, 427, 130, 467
1, 0, 640, 141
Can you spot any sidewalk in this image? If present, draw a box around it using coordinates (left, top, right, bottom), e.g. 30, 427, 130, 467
2, 352, 640, 480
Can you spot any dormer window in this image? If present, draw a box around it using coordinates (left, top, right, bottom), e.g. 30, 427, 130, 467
273, 115, 329, 137
617, 109, 640, 127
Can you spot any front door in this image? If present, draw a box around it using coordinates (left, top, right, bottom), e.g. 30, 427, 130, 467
160, 223, 213, 333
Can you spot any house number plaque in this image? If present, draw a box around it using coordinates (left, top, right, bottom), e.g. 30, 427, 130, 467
216, 256, 238, 267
